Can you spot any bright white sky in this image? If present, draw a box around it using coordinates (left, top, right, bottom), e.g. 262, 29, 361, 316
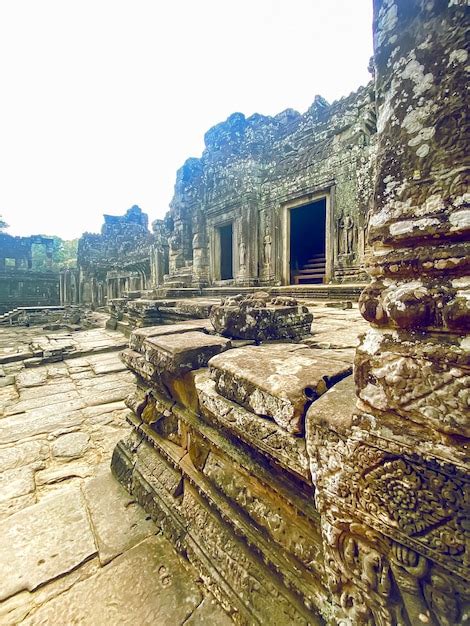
0, 0, 373, 240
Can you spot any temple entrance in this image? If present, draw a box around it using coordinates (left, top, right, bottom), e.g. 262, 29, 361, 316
218, 223, 233, 280
289, 198, 326, 284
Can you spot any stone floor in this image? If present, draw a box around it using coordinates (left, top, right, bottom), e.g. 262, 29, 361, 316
0, 324, 231, 626
0, 304, 366, 625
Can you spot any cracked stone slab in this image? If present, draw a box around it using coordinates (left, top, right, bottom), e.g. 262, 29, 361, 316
0, 408, 84, 445
82, 471, 156, 565
0, 440, 48, 472
0, 465, 36, 505
142, 331, 231, 376
129, 320, 212, 351
0, 486, 97, 601
21, 536, 203, 626
209, 344, 352, 434
51, 432, 90, 458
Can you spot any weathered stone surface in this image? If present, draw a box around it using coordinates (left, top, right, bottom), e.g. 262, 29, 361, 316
15, 368, 48, 388
51, 432, 90, 458
0, 492, 37, 520
209, 344, 351, 433
0, 409, 84, 445
0, 440, 48, 472
91, 360, 128, 375
4, 389, 82, 416
356, 329, 470, 437
184, 595, 234, 625
18, 380, 77, 400
0, 465, 36, 505
35, 463, 94, 486
308, 2, 470, 624
143, 331, 231, 376
112, 436, 322, 624
195, 372, 310, 480
129, 319, 213, 351
21, 536, 204, 626
209, 293, 313, 341
0, 486, 97, 600
82, 472, 156, 565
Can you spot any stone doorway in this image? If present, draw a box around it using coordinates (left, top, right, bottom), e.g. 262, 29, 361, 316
289, 198, 326, 284
218, 223, 233, 280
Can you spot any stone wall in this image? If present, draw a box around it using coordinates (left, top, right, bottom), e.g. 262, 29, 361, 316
0, 234, 59, 314
72, 205, 154, 306
155, 86, 376, 289
311, 0, 470, 623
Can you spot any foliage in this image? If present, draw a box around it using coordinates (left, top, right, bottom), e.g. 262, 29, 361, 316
31, 236, 78, 270
0, 215, 8, 231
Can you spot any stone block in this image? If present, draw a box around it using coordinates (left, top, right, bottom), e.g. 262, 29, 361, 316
142, 331, 231, 376
82, 471, 156, 565
20, 537, 204, 626
195, 372, 310, 480
0, 486, 97, 600
209, 344, 351, 434
129, 320, 212, 351
209, 294, 313, 341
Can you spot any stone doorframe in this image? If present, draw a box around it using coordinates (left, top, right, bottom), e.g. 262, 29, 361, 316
280, 189, 333, 285
210, 219, 237, 283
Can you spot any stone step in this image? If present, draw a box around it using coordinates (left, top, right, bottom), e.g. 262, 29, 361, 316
304, 255, 326, 262
293, 275, 325, 285
294, 265, 325, 276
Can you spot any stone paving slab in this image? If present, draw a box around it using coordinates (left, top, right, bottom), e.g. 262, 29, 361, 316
20, 537, 204, 626
82, 472, 156, 565
0, 486, 97, 601
0, 440, 48, 472
0, 409, 85, 445
0, 323, 233, 625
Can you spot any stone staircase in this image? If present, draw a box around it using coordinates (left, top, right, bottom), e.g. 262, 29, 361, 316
0, 305, 66, 325
291, 253, 326, 284
0, 308, 21, 325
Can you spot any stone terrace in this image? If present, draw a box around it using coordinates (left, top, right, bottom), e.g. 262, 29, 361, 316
0, 304, 366, 624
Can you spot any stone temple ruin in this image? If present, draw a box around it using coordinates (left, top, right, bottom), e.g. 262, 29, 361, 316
0, 233, 59, 315
0, 1, 469, 624
62, 79, 375, 307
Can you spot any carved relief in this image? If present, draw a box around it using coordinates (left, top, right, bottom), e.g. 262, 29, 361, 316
238, 239, 246, 269
337, 213, 358, 257
263, 227, 272, 268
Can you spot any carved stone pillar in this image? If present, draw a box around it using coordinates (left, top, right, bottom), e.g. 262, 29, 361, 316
309, 1, 469, 624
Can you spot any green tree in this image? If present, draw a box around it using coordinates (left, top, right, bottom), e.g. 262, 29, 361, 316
31, 236, 78, 271
0, 215, 8, 231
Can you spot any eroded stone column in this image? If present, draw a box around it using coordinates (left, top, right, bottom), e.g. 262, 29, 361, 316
310, 1, 469, 624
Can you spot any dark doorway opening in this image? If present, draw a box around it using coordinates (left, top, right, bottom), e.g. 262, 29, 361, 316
290, 198, 326, 284
219, 223, 233, 280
